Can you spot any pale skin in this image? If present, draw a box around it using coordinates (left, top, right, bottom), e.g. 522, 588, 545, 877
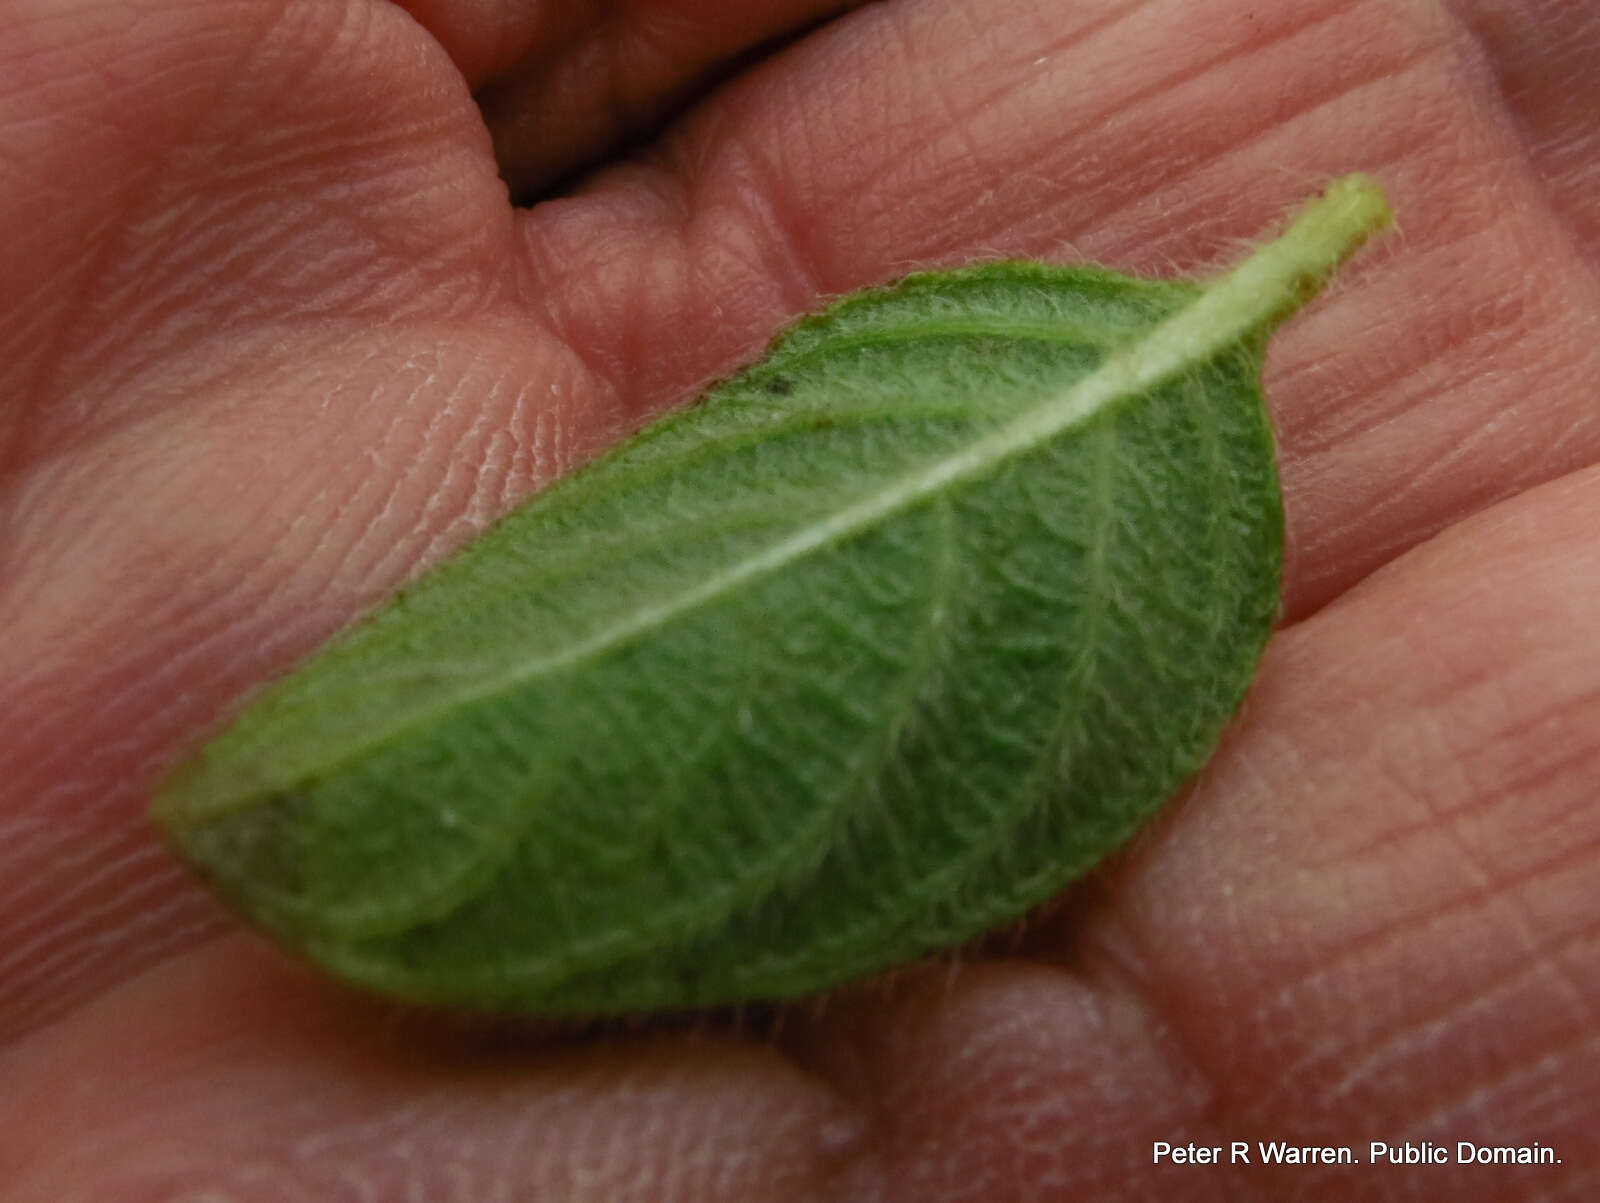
1, 0, 1596, 1198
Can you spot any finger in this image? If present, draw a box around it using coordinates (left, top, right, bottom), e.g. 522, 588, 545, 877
518, 0, 1600, 621
393, 0, 865, 197
1089, 465, 1597, 1195
0, 940, 868, 1203
0, 0, 525, 1041
0, 0, 511, 478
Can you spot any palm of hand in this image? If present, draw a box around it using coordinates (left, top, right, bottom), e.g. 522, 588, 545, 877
2, 1, 1595, 1199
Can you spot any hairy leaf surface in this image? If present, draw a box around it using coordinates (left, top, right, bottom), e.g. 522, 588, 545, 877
153, 177, 1391, 1013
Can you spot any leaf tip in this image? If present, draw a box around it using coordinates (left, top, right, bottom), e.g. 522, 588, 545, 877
1304, 172, 1393, 250
1277, 172, 1393, 291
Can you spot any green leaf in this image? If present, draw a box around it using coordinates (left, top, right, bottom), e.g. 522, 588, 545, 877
153, 176, 1391, 1013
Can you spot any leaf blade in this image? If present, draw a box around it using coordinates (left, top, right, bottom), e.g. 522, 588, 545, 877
153, 176, 1391, 1012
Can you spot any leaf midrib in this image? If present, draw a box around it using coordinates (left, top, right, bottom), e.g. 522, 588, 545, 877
358, 257, 1292, 739
174, 179, 1385, 819
399, 496, 965, 990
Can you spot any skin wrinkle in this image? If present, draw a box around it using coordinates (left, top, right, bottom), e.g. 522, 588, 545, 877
1, 855, 153, 986
512, 236, 642, 432
1442, 0, 1600, 279
303, 331, 546, 590
1314, 927, 1597, 1121
710, 143, 828, 321
1446, 0, 1600, 278
1241, 811, 1560, 1040
1269, 886, 1588, 1121
200, 443, 372, 613
8, 884, 195, 1018
1438, 1021, 1600, 1127
879, 5, 986, 178
330, 358, 468, 582
1303, 770, 1533, 878
0, 0, 277, 475
1075, 41, 1432, 248
0, 881, 215, 1049
448, 368, 524, 534
1482, 698, 1600, 815
0, 480, 265, 722
1110, 78, 1441, 268
1104, 0, 1378, 157
6, 67, 506, 490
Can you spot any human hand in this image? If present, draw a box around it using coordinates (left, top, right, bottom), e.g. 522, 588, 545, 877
2, 1, 1595, 1198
